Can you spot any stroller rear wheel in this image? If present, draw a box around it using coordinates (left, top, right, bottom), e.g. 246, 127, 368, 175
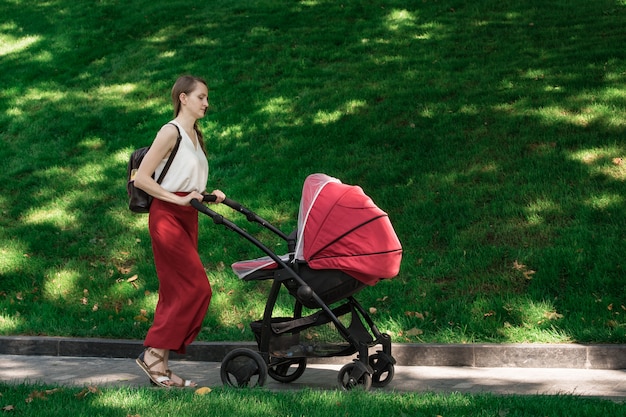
268, 357, 307, 383
220, 348, 268, 388
337, 362, 372, 391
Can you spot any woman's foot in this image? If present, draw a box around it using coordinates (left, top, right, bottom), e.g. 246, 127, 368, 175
165, 370, 197, 388
136, 348, 196, 388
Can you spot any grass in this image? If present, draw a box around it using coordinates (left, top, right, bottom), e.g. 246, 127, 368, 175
0, 0, 625, 345
0, 383, 623, 417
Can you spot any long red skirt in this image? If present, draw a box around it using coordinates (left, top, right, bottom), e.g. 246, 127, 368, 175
144, 196, 212, 354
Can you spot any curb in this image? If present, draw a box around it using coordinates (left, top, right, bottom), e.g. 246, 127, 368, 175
0, 336, 624, 369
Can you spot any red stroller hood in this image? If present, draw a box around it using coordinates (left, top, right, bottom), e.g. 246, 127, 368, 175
295, 174, 402, 285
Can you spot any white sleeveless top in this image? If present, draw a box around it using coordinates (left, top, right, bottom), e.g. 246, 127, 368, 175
154, 121, 209, 193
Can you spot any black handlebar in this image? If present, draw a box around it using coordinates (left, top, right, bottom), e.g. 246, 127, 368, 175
192, 193, 289, 241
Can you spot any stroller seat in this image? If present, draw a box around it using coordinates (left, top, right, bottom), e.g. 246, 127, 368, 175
233, 256, 365, 308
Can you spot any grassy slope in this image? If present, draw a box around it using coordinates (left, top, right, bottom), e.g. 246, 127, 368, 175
0, 0, 625, 343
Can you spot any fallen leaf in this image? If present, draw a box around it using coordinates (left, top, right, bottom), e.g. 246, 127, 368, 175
544, 311, 563, 320
405, 311, 425, 319
369, 307, 377, 314
405, 328, 424, 336
76, 386, 100, 399
127, 275, 138, 283
195, 387, 212, 395
2, 405, 14, 411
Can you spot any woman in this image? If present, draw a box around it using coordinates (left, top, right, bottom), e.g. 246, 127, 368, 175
133, 75, 225, 388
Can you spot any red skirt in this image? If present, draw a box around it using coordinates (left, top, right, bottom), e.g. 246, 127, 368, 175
144, 195, 212, 354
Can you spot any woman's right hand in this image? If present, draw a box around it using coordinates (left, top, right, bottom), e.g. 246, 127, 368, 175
182, 191, 205, 206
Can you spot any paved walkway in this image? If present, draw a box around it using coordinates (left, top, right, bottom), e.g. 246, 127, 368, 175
1, 354, 625, 401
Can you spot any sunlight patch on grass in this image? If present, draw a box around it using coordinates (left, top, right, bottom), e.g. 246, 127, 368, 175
259, 97, 299, 127
43, 268, 81, 302
23, 205, 77, 230
0, 314, 22, 333
314, 100, 366, 125
95, 83, 159, 111
218, 124, 246, 141
0, 245, 28, 274
568, 147, 626, 180
525, 198, 559, 226
159, 50, 176, 59
78, 136, 105, 151
16, 88, 66, 107
569, 147, 620, 165
75, 163, 107, 186
260, 97, 292, 116
384, 9, 417, 32
0, 33, 40, 57
532, 105, 595, 127
585, 193, 624, 210
314, 109, 342, 124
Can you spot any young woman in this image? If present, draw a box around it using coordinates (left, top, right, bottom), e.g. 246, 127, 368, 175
133, 75, 225, 388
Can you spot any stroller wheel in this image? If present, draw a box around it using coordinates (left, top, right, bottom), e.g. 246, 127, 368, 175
368, 353, 395, 387
220, 348, 268, 388
268, 357, 307, 383
337, 362, 372, 391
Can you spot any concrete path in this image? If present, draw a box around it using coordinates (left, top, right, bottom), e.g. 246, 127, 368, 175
1, 354, 625, 402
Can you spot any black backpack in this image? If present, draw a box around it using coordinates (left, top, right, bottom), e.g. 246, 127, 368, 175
126, 123, 181, 213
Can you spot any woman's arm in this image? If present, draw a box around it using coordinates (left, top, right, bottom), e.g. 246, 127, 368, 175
133, 124, 204, 205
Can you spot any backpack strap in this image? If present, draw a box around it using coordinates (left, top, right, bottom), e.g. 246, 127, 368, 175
155, 123, 182, 184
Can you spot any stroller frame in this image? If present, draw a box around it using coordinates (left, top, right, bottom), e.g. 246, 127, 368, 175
193, 194, 396, 390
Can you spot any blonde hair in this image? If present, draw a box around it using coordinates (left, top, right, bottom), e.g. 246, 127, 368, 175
171, 75, 207, 154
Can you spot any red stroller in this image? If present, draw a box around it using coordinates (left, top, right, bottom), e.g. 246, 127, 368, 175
193, 174, 402, 390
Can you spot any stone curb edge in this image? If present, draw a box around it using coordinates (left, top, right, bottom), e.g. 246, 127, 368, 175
0, 336, 624, 369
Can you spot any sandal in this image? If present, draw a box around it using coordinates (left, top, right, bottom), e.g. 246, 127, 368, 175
165, 369, 196, 388
136, 348, 172, 388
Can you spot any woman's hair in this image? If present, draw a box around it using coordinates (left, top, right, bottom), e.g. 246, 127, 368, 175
171, 75, 208, 154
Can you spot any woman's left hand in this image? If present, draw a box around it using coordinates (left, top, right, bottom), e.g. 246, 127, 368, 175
210, 189, 226, 204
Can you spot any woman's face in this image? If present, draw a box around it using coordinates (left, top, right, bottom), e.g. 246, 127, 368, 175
182, 82, 209, 119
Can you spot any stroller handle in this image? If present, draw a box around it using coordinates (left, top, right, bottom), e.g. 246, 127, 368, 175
200, 193, 240, 209
200, 194, 254, 219
191, 194, 290, 241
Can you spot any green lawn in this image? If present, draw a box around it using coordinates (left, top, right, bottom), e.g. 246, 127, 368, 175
1, 383, 623, 417
0, 0, 625, 345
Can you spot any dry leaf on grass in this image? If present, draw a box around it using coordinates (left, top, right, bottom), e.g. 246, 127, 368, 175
76, 386, 100, 399
195, 387, 212, 395
405, 328, 424, 336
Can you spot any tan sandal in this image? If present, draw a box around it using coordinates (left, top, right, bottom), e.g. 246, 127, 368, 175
165, 369, 197, 388
136, 348, 172, 388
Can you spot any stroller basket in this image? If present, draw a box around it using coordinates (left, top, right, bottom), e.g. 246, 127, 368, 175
250, 303, 373, 358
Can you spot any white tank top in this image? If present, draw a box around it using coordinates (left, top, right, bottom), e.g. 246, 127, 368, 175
154, 121, 209, 193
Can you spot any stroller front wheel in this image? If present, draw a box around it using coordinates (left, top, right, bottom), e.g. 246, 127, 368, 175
368, 353, 395, 387
220, 348, 268, 388
337, 362, 372, 391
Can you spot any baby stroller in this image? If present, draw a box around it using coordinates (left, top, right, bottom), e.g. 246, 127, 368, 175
192, 174, 402, 390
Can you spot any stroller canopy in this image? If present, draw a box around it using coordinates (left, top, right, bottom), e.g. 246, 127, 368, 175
294, 174, 402, 285
232, 174, 402, 285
